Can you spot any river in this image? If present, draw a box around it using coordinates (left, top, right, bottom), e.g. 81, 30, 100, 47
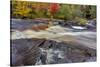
10, 19, 97, 66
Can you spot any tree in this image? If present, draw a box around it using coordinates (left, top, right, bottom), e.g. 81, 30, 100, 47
11, 0, 96, 21
11, 1, 32, 18
48, 3, 59, 26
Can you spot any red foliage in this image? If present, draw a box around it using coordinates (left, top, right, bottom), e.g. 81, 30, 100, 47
49, 3, 59, 14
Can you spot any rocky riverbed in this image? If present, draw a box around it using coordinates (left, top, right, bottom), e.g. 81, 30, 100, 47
11, 19, 96, 66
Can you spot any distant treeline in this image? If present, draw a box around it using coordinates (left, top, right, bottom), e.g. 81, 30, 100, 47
11, 0, 96, 21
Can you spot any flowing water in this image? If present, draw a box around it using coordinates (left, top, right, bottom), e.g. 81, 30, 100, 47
11, 19, 96, 66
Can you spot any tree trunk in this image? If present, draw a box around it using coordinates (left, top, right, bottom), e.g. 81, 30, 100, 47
48, 15, 53, 27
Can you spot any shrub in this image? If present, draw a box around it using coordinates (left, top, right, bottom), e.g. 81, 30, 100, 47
75, 17, 88, 25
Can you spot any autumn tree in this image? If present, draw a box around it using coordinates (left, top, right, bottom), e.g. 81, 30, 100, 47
11, 0, 96, 23
48, 3, 59, 26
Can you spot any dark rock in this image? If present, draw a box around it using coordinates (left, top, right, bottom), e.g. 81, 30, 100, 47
40, 40, 52, 49
86, 20, 96, 30
11, 38, 96, 66
11, 38, 45, 66
40, 52, 47, 64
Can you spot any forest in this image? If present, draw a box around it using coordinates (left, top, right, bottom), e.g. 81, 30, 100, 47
11, 0, 96, 25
